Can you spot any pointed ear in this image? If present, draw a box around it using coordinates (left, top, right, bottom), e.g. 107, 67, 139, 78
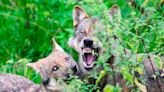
26, 62, 40, 73
52, 38, 64, 52
68, 37, 74, 48
108, 4, 121, 23
73, 6, 89, 28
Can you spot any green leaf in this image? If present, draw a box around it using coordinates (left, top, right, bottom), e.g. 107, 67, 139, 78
6, 59, 14, 64
96, 70, 106, 85
103, 84, 121, 92
103, 84, 114, 92
154, 56, 162, 69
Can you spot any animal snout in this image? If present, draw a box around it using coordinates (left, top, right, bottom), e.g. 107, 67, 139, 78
84, 39, 93, 47
42, 78, 50, 86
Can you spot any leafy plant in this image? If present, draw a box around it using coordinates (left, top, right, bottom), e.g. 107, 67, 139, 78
0, 0, 163, 91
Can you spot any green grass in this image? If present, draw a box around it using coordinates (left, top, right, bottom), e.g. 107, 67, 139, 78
0, 0, 78, 83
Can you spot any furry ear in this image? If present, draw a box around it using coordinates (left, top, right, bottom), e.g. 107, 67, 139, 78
108, 4, 121, 23
52, 38, 64, 52
73, 6, 89, 28
26, 62, 40, 73
68, 37, 74, 48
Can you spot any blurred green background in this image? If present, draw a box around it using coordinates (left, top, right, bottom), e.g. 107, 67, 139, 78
0, 0, 163, 84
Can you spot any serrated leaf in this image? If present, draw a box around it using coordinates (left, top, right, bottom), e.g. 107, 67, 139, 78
103, 84, 114, 92
154, 56, 162, 69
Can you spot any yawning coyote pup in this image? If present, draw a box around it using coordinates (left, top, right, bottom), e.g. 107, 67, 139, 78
0, 38, 78, 92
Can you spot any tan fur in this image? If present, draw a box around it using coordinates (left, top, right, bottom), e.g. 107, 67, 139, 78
0, 74, 41, 92
27, 38, 78, 92
0, 38, 78, 92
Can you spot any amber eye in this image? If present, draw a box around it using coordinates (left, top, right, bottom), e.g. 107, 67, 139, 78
79, 32, 86, 37
52, 66, 59, 71
65, 57, 70, 62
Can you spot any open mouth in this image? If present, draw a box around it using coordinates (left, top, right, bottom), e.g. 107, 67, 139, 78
82, 47, 99, 70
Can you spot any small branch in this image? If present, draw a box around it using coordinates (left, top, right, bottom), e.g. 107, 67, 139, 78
129, 0, 144, 14
109, 55, 116, 86
161, 0, 164, 7
137, 29, 162, 92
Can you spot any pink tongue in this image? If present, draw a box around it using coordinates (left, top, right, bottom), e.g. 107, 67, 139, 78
86, 55, 95, 65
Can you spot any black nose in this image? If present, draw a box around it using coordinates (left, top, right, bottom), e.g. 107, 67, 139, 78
71, 65, 77, 73
84, 39, 93, 47
42, 78, 50, 86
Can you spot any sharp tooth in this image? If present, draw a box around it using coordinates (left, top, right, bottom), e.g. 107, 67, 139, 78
92, 50, 94, 56
83, 49, 91, 53
83, 50, 85, 55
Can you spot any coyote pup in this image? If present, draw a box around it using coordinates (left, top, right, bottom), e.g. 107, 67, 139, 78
0, 38, 78, 92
